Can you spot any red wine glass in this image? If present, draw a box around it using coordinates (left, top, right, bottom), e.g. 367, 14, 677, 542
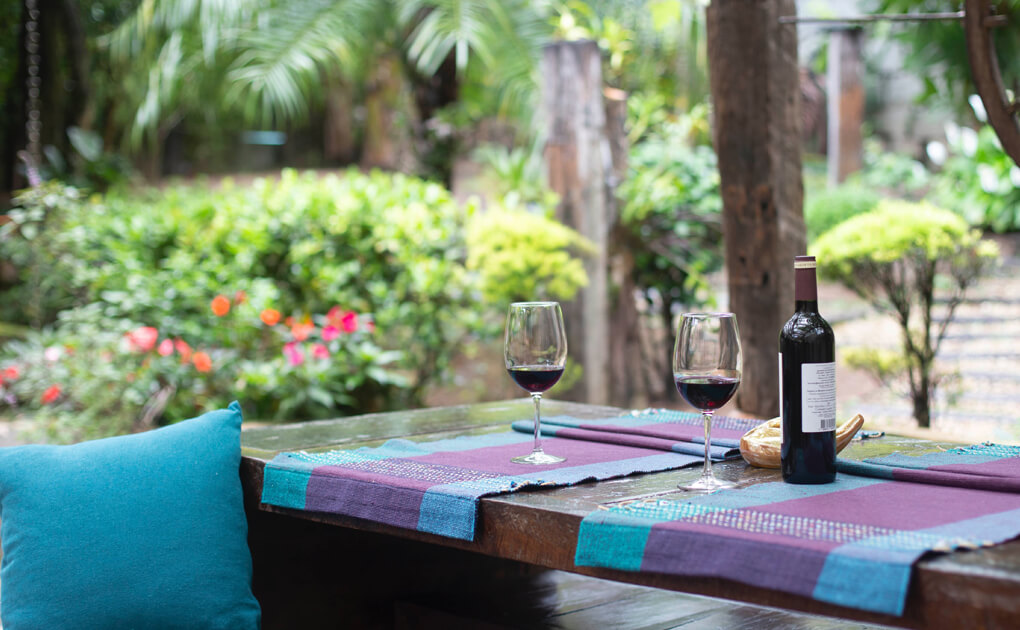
505, 302, 567, 465
673, 312, 742, 491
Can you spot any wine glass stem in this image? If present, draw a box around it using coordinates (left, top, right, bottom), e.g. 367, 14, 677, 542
531, 393, 543, 453
701, 411, 714, 479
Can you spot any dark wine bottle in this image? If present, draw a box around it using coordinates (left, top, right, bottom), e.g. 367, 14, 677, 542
780, 255, 836, 484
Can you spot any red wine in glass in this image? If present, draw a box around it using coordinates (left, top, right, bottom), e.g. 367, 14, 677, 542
675, 375, 740, 411
508, 366, 564, 393
673, 312, 742, 492
505, 302, 567, 465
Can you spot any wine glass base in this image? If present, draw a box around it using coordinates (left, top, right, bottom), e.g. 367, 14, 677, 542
679, 474, 735, 493
512, 450, 565, 465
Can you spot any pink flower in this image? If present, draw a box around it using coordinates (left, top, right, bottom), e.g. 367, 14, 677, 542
312, 343, 330, 360
283, 342, 305, 367
41, 385, 62, 405
157, 339, 174, 356
365, 320, 376, 333
126, 327, 159, 353
341, 311, 358, 333
322, 325, 340, 342
3, 366, 20, 380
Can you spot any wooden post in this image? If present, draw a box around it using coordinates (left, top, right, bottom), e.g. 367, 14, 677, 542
827, 27, 864, 186
542, 40, 611, 405
707, 0, 805, 418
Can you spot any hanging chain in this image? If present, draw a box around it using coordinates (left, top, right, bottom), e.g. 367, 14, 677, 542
20, 0, 42, 186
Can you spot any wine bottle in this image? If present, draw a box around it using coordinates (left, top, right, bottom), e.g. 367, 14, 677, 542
779, 255, 836, 484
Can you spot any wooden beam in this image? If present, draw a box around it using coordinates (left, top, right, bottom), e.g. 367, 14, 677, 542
827, 28, 865, 186
707, 0, 806, 418
542, 40, 611, 405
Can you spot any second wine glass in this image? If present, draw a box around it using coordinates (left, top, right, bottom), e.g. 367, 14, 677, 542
673, 312, 742, 491
505, 302, 567, 465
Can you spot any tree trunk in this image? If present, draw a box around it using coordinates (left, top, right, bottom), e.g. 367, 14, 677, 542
542, 40, 611, 405
323, 77, 356, 165
707, 0, 805, 418
604, 86, 644, 408
361, 52, 418, 173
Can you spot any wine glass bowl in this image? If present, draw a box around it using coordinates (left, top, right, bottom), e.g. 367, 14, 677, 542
505, 302, 567, 465
674, 313, 742, 491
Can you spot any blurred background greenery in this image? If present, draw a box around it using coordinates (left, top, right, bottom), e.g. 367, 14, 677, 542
1, 0, 1018, 441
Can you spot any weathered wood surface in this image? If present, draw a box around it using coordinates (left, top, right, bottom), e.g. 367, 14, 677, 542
542, 40, 611, 406
827, 28, 865, 185
707, 0, 805, 419
242, 399, 1020, 629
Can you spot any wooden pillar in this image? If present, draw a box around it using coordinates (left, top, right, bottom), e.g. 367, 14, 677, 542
707, 0, 805, 418
827, 28, 864, 186
542, 40, 611, 405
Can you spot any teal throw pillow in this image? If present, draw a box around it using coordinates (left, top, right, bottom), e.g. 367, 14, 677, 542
0, 402, 261, 629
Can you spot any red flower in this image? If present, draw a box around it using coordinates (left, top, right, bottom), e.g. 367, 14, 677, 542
211, 295, 231, 317
192, 352, 212, 373
157, 339, 174, 356
312, 343, 330, 359
126, 327, 159, 353
174, 339, 193, 363
322, 325, 340, 342
291, 322, 315, 342
3, 366, 19, 380
340, 311, 358, 333
283, 342, 305, 366
260, 308, 281, 326
41, 385, 62, 405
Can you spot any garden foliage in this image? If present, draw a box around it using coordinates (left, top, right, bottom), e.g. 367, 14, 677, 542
812, 200, 998, 428
0, 170, 590, 441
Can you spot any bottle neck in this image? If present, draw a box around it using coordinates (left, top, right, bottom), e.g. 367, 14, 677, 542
794, 266, 818, 313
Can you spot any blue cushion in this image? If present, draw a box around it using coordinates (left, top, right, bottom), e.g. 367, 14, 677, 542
0, 402, 261, 629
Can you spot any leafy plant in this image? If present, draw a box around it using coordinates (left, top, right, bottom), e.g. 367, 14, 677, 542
804, 184, 880, 243
933, 121, 1020, 233
1, 169, 593, 436
812, 200, 998, 428
620, 121, 723, 318
466, 200, 595, 305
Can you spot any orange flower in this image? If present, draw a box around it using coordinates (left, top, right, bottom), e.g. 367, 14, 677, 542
291, 322, 315, 342
41, 385, 62, 405
260, 308, 281, 326
192, 351, 212, 373
234, 290, 248, 305
211, 295, 231, 317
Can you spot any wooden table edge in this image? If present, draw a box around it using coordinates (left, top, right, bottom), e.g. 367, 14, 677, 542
241, 455, 1020, 629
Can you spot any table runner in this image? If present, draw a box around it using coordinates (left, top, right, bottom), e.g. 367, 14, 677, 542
261, 424, 701, 541
512, 410, 763, 460
576, 443, 1020, 616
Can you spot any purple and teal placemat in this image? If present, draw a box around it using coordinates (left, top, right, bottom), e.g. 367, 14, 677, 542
512, 410, 763, 460
576, 443, 1020, 617
261, 423, 701, 541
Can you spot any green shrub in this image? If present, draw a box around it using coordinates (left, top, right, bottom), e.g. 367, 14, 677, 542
812, 200, 998, 428
466, 200, 595, 305
804, 184, 879, 243
620, 126, 723, 314
0, 169, 591, 439
933, 123, 1020, 232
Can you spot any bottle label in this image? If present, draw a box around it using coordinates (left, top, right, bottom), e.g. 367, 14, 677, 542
801, 362, 836, 432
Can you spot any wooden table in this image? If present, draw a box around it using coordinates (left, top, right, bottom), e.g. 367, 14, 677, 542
240, 399, 1020, 629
